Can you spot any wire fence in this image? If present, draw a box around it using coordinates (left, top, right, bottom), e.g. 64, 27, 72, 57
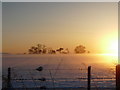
2, 65, 116, 89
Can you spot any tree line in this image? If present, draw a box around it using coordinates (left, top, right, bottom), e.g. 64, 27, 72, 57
28, 44, 90, 54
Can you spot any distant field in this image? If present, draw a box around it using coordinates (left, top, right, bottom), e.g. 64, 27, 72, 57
2, 54, 117, 89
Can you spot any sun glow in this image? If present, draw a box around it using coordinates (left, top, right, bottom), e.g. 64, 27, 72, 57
108, 39, 118, 55
101, 33, 118, 56
99, 33, 118, 64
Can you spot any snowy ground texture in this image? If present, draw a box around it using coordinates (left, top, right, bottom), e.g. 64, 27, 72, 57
2, 54, 117, 89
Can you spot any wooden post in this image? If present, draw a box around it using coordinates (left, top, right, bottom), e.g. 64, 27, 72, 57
116, 65, 120, 90
88, 66, 91, 90
7, 67, 11, 88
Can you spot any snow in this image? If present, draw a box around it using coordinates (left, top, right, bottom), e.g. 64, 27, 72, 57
2, 54, 117, 88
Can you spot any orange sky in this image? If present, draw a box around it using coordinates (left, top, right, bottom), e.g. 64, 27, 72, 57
2, 2, 118, 54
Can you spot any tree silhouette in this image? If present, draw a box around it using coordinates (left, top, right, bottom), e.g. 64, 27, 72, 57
28, 44, 46, 54
74, 45, 86, 54
28, 46, 36, 54
48, 47, 56, 54
56, 48, 69, 54
37, 44, 42, 54
56, 48, 64, 53
28, 49, 33, 54
28, 44, 70, 54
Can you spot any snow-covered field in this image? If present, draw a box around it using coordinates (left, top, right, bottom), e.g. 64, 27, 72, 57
2, 54, 117, 89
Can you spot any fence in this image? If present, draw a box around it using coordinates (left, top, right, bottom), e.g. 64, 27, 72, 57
2, 65, 118, 90
116, 65, 120, 90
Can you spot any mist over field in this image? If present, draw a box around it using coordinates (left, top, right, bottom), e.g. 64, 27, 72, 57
2, 54, 117, 88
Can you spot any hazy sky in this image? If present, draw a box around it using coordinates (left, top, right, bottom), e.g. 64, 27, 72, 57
2, 2, 118, 54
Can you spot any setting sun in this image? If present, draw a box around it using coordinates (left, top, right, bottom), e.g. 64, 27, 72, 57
109, 39, 118, 54
101, 32, 118, 56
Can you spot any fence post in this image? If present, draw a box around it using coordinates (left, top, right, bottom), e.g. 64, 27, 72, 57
7, 67, 11, 89
88, 66, 91, 90
116, 65, 120, 90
